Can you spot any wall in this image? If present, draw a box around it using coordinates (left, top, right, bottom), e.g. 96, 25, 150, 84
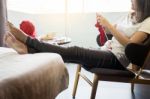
8, 10, 128, 48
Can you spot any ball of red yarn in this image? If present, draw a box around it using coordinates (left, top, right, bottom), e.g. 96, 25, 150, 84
20, 20, 36, 37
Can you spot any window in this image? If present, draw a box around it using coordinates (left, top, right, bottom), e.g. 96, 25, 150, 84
84, 0, 131, 12
7, 0, 131, 13
7, 0, 65, 13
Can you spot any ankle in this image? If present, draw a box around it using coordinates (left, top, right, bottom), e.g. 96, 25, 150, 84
22, 35, 28, 43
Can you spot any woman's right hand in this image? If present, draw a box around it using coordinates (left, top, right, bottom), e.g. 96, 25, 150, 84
96, 13, 110, 28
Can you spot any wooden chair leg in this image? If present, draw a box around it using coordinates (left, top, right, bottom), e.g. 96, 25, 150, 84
90, 74, 99, 99
131, 82, 134, 93
72, 64, 81, 98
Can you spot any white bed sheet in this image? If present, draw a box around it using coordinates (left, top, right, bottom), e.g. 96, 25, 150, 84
0, 47, 69, 99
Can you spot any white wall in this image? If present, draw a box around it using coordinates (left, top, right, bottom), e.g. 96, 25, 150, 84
8, 10, 128, 48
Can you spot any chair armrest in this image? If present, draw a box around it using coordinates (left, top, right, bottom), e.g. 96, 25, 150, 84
142, 51, 150, 69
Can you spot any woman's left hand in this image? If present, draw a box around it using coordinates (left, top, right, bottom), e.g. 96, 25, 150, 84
96, 13, 111, 28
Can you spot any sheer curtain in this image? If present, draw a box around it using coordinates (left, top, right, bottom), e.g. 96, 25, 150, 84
6, 0, 131, 42
7, 0, 65, 14
7, 0, 131, 13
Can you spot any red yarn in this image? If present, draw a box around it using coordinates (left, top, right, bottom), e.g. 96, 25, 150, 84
20, 20, 36, 37
95, 22, 106, 46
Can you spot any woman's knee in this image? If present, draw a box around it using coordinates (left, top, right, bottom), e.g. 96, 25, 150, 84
125, 43, 148, 66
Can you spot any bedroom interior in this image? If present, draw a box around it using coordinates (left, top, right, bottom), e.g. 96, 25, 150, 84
0, 0, 69, 99
0, 0, 150, 99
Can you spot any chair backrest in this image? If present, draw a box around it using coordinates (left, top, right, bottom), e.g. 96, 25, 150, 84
140, 34, 150, 69
142, 50, 150, 70
142, 35, 150, 69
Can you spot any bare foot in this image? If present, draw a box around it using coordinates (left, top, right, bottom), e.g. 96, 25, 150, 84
7, 21, 28, 43
4, 33, 28, 54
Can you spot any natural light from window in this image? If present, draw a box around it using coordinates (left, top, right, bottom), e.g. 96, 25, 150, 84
7, 0, 131, 14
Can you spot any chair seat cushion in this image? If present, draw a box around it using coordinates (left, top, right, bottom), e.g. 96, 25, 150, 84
90, 68, 134, 76
90, 68, 135, 82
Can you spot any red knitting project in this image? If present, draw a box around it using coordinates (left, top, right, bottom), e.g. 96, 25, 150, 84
95, 22, 106, 46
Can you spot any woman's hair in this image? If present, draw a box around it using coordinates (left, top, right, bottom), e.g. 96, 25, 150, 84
136, 0, 150, 23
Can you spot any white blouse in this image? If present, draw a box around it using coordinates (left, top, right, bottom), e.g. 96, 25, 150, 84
110, 16, 150, 67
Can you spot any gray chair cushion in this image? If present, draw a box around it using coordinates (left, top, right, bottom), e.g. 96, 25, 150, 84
90, 68, 135, 82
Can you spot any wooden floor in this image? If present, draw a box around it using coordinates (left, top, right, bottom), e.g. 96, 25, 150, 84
56, 63, 150, 99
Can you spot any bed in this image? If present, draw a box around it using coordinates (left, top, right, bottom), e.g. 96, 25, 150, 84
0, 47, 69, 99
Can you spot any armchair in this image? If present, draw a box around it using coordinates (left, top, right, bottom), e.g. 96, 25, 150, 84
72, 39, 150, 99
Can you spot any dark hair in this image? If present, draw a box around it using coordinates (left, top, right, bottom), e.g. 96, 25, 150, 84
136, 0, 150, 23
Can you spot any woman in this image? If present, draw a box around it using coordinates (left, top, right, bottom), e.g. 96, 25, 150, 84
5, 0, 150, 70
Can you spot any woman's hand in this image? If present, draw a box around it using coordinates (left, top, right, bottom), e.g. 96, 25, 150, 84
96, 13, 130, 46
96, 13, 110, 28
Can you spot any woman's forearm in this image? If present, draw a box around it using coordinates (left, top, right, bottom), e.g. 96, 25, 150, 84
96, 14, 130, 46
96, 14, 147, 46
107, 23, 130, 46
